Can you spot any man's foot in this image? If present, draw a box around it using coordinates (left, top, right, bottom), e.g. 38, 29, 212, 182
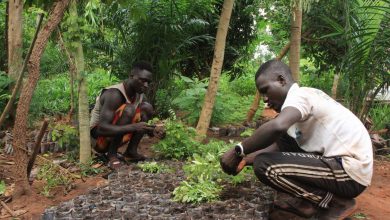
123, 151, 147, 162
273, 192, 317, 218
317, 196, 357, 220
107, 156, 123, 170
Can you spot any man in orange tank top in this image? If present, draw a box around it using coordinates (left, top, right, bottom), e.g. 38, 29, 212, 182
90, 62, 156, 169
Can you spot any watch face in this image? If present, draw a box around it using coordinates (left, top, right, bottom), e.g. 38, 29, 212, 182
235, 145, 242, 156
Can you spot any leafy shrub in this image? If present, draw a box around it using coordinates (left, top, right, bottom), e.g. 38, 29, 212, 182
172, 76, 210, 125
173, 177, 222, 204
152, 119, 201, 159
0, 72, 12, 113
87, 68, 120, 104
37, 163, 72, 197
155, 76, 187, 119
300, 59, 335, 95
227, 73, 256, 97
30, 69, 119, 118
172, 75, 263, 126
369, 103, 390, 130
137, 161, 171, 173
40, 42, 68, 77
184, 140, 253, 185
173, 139, 255, 204
79, 160, 105, 177
30, 75, 72, 117
51, 123, 79, 151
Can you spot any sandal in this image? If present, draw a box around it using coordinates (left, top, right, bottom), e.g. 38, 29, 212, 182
123, 152, 147, 162
273, 197, 317, 218
108, 156, 123, 170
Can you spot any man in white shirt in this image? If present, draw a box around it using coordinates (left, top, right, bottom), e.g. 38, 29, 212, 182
221, 60, 372, 219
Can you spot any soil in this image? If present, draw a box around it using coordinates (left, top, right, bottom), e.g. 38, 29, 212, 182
1, 119, 390, 219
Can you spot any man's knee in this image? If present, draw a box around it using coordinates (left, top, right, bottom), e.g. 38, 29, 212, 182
94, 143, 108, 153
140, 102, 154, 121
253, 153, 273, 180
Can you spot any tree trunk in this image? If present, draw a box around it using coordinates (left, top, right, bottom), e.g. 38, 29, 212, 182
11, 0, 70, 198
7, 0, 23, 81
195, 0, 234, 137
331, 72, 340, 99
289, 0, 302, 82
1, 2, 9, 72
57, 29, 75, 123
69, 1, 91, 163
0, 14, 43, 129
245, 42, 291, 122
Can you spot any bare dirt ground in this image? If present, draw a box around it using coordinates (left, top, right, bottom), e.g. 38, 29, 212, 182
354, 158, 390, 219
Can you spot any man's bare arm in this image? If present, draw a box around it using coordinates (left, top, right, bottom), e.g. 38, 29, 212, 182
241, 107, 302, 154
94, 89, 153, 136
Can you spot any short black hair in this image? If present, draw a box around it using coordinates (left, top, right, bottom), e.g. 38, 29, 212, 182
131, 61, 154, 75
255, 59, 293, 81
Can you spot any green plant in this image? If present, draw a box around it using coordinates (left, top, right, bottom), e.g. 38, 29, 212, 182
240, 128, 254, 137
30, 70, 118, 119
184, 140, 254, 185
173, 176, 222, 204
87, 68, 120, 104
353, 212, 368, 219
37, 163, 72, 197
0, 72, 13, 112
369, 103, 390, 130
0, 180, 5, 195
152, 119, 201, 159
79, 160, 105, 177
137, 161, 171, 173
172, 75, 263, 126
174, 139, 254, 204
172, 76, 210, 125
300, 59, 335, 95
51, 124, 79, 151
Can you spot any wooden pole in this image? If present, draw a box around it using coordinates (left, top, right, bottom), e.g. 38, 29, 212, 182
27, 120, 48, 178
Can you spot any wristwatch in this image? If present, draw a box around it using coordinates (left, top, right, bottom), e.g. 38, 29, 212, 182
234, 143, 245, 157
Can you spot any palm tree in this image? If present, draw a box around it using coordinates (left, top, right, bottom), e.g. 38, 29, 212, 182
322, 0, 390, 119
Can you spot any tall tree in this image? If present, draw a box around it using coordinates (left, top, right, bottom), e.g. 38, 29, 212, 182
68, 0, 91, 163
196, 0, 234, 137
11, 0, 70, 198
289, 0, 302, 81
7, 0, 23, 81
57, 29, 76, 123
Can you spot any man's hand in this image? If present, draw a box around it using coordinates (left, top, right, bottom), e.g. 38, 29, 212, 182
131, 122, 156, 133
153, 125, 166, 139
220, 148, 243, 175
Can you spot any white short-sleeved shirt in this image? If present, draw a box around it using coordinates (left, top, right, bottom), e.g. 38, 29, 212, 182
281, 83, 373, 186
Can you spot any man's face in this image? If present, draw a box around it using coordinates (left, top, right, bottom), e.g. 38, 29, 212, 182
256, 73, 287, 112
132, 69, 153, 94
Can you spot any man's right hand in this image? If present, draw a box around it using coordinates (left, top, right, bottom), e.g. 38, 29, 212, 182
131, 122, 156, 133
220, 148, 243, 176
